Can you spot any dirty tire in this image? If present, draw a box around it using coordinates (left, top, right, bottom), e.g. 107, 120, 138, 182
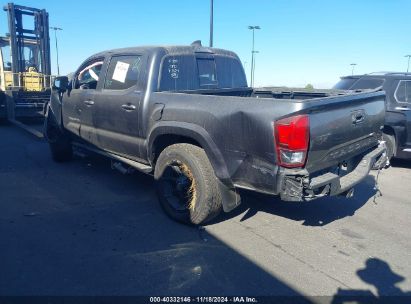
373, 132, 395, 170
154, 143, 222, 225
45, 112, 73, 162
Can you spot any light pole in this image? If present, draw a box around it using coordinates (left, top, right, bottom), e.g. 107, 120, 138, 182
248, 25, 260, 87
405, 55, 411, 73
350, 63, 357, 76
252, 50, 259, 86
209, 0, 213, 47
50, 26, 62, 75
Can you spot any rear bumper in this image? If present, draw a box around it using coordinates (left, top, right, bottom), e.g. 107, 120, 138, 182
280, 143, 387, 202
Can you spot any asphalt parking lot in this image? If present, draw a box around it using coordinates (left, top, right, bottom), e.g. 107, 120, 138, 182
1, 123, 411, 301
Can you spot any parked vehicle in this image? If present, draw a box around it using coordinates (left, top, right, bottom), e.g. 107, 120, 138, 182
45, 42, 387, 225
334, 72, 411, 162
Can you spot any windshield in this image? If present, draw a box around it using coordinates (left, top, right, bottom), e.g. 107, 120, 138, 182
350, 78, 384, 90
333, 78, 359, 90
333, 77, 384, 90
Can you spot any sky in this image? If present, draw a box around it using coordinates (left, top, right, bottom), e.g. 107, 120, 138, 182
1, 0, 410, 88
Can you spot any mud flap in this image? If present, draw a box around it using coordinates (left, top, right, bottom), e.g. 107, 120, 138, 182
217, 180, 241, 212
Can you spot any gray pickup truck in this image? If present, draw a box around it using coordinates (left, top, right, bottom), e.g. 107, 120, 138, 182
45, 42, 387, 225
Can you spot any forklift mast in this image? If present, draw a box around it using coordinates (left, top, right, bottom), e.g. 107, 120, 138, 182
0, 3, 53, 123
4, 3, 51, 78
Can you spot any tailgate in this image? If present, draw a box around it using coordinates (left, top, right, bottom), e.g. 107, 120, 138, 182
304, 90, 385, 172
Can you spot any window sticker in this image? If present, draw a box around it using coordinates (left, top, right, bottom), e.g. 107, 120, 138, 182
112, 61, 130, 83
168, 58, 179, 79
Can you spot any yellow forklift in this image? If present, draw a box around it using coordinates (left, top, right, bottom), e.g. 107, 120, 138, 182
0, 3, 52, 135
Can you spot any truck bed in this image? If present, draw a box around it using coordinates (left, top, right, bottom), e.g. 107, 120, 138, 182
148, 87, 385, 195
177, 86, 369, 100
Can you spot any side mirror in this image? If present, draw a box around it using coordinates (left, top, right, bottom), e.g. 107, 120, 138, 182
53, 76, 69, 92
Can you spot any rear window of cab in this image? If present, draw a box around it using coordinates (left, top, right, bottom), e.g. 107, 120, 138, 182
158, 54, 247, 91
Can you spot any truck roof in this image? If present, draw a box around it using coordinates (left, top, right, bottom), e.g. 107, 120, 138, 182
88, 43, 240, 61
341, 72, 411, 80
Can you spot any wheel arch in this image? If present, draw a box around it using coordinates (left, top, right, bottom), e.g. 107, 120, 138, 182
382, 125, 398, 156
147, 121, 232, 184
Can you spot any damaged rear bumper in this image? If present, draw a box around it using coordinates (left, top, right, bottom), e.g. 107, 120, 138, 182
279, 143, 387, 202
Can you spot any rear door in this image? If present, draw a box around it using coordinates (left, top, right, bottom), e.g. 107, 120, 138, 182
393, 80, 411, 147
92, 54, 145, 160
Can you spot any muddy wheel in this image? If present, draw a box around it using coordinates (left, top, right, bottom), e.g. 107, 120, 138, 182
154, 144, 222, 225
45, 111, 73, 162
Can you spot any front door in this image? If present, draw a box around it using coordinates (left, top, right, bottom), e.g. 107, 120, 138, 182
61, 87, 86, 138
65, 58, 105, 146
393, 80, 411, 148
92, 54, 144, 160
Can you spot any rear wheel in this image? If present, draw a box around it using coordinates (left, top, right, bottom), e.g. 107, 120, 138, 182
154, 144, 222, 225
45, 112, 73, 162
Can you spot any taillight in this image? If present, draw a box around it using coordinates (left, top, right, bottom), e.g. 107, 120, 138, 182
274, 114, 309, 168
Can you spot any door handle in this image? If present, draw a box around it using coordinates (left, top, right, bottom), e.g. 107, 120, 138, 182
395, 106, 410, 111
83, 100, 95, 106
121, 104, 136, 111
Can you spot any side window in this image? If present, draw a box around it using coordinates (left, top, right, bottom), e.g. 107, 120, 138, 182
159, 55, 197, 91
333, 78, 359, 90
75, 60, 104, 89
215, 56, 247, 88
394, 80, 411, 104
104, 55, 142, 90
197, 58, 218, 87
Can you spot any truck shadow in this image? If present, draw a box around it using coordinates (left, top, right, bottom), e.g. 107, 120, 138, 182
1, 126, 408, 300
391, 158, 411, 169
215, 175, 377, 227
79, 150, 377, 228
0, 140, 311, 299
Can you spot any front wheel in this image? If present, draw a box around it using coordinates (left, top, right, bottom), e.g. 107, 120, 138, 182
154, 144, 223, 225
44, 111, 73, 162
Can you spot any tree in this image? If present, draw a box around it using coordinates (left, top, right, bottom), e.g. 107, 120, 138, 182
305, 83, 314, 90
